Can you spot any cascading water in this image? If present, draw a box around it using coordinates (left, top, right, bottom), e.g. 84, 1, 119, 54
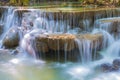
1, 6, 120, 80
0, 7, 20, 48
94, 17, 120, 39
92, 29, 114, 49
75, 39, 92, 63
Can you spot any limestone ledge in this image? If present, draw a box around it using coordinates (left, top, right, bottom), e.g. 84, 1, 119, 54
34, 33, 103, 53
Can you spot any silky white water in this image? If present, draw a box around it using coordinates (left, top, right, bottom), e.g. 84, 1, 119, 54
0, 6, 120, 80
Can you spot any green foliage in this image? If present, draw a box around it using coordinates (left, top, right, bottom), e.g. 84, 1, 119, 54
78, 0, 84, 2
9, 0, 29, 6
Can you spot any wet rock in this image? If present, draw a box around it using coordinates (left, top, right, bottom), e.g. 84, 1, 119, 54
76, 33, 103, 49
100, 63, 112, 72
95, 17, 120, 38
28, 33, 103, 61
96, 17, 120, 33
34, 34, 76, 52
0, 24, 4, 35
76, 34, 103, 41
0, 7, 7, 19
112, 59, 120, 70
3, 27, 20, 48
98, 59, 120, 73
43, 8, 120, 31
34, 33, 103, 52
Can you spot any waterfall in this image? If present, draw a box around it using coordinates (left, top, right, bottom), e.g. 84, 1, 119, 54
0, 7, 21, 48
75, 39, 92, 63
0, 6, 120, 63
19, 8, 118, 63
0, 6, 120, 80
22, 10, 70, 33
0, 7, 15, 47
4, 7, 15, 31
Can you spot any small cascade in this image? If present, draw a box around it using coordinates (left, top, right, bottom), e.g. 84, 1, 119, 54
4, 7, 15, 31
22, 10, 70, 33
82, 19, 91, 31
19, 8, 120, 63
94, 19, 112, 31
20, 31, 36, 58
94, 17, 120, 39
92, 29, 114, 49
103, 40, 120, 59
75, 39, 92, 63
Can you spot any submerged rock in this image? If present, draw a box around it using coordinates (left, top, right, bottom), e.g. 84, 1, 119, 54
3, 27, 20, 48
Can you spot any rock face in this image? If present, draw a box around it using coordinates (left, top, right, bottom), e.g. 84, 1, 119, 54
3, 27, 20, 48
27, 33, 103, 61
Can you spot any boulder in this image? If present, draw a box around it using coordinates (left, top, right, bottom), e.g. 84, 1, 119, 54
3, 27, 20, 48
100, 63, 112, 72
112, 59, 120, 70
98, 59, 120, 73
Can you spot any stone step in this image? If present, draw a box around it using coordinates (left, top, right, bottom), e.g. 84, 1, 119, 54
95, 17, 120, 38
33, 33, 103, 52
26, 33, 103, 61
